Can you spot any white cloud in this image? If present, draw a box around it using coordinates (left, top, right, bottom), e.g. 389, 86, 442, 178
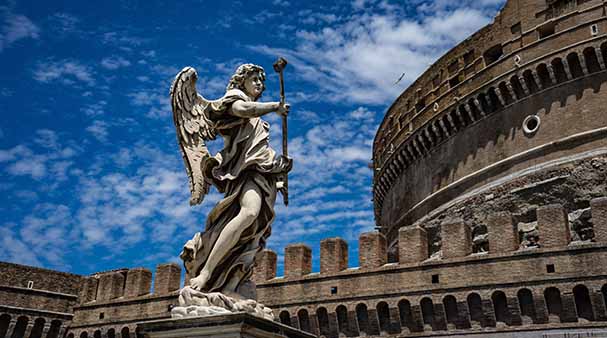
34, 129, 59, 149
0, 226, 42, 267
81, 100, 107, 116
33, 59, 95, 86
48, 13, 79, 35
128, 87, 171, 119
101, 56, 131, 70
0, 10, 40, 52
0, 133, 78, 180
252, 2, 501, 105
73, 143, 199, 249
86, 120, 109, 142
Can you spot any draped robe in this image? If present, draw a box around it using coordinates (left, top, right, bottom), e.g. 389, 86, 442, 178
180, 89, 287, 295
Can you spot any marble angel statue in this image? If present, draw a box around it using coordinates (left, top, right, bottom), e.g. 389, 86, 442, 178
169, 63, 292, 318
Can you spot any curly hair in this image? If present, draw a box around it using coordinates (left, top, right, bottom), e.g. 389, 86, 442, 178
226, 64, 266, 99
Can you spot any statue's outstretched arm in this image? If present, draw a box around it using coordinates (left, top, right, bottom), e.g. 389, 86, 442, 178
231, 100, 289, 118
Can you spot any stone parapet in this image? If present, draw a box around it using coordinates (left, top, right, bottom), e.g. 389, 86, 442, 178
359, 231, 387, 269
320, 237, 348, 274
441, 218, 471, 259
284, 244, 312, 278
486, 211, 518, 254
79, 277, 98, 304
252, 249, 277, 283
537, 204, 570, 248
124, 268, 152, 298
97, 272, 125, 301
591, 197, 607, 243
398, 226, 428, 264
154, 263, 181, 295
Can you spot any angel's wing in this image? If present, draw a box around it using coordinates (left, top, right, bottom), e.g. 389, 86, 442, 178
170, 67, 217, 206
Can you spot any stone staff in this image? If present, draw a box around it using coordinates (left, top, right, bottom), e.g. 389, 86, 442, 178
273, 57, 289, 206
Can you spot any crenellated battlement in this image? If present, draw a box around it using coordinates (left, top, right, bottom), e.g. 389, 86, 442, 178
78, 262, 181, 304
254, 197, 607, 337
255, 197, 607, 282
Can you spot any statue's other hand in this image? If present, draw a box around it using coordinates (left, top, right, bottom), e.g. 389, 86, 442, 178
276, 101, 290, 116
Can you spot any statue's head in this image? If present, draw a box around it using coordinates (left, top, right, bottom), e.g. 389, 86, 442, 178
227, 64, 266, 100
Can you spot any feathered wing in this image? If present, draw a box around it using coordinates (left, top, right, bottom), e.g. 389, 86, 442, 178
170, 67, 217, 205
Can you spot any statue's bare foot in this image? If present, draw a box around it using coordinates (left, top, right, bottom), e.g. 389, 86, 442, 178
190, 271, 210, 291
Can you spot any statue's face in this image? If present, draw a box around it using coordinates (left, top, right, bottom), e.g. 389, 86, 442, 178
243, 72, 264, 98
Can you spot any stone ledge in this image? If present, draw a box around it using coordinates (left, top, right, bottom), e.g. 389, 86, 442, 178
0, 304, 73, 319
74, 291, 179, 309
0, 285, 79, 299
139, 312, 315, 338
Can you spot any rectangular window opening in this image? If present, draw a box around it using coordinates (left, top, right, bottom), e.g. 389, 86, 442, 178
538, 21, 556, 39
511, 22, 521, 35
431, 274, 439, 284
449, 75, 461, 88
591, 24, 599, 36
483, 44, 504, 66
463, 50, 475, 66
99, 312, 105, 319
447, 60, 459, 75
27, 281, 34, 289
546, 264, 556, 273
331, 286, 338, 295
415, 98, 426, 113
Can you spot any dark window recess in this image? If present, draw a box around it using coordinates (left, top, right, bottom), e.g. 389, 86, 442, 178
415, 99, 426, 112
99, 313, 105, 319
538, 21, 556, 39
432, 274, 440, 284
463, 50, 475, 65
449, 75, 461, 88
447, 60, 459, 75
331, 286, 338, 295
168, 304, 175, 312
432, 75, 440, 88
511, 22, 521, 35
483, 44, 503, 65
547, 264, 556, 273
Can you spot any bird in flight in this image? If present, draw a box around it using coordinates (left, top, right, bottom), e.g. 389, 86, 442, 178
394, 72, 405, 85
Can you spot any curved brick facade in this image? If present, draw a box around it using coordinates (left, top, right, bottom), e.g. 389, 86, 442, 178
372, 0, 607, 251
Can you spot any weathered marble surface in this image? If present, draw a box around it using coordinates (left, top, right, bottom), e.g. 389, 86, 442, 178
171, 286, 273, 320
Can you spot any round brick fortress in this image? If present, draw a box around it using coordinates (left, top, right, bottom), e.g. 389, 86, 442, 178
372, 0, 607, 252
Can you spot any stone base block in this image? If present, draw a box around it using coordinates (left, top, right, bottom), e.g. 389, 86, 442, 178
139, 312, 315, 338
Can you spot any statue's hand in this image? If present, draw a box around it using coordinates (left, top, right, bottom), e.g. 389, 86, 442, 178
276, 101, 290, 117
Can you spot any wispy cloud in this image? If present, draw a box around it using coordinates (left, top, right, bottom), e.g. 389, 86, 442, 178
0, 9, 40, 52
86, 120, 109, 142
101, 56, 131, 70
252, 1, 502, 105
33, 59, 95, 86
0, 130, 77, 180
48, 13, 79, 36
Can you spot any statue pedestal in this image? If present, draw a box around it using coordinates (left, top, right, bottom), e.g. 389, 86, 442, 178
139, 312, 315, 338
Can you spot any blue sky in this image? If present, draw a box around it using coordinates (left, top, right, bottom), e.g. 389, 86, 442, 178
0, 0, 505, 276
